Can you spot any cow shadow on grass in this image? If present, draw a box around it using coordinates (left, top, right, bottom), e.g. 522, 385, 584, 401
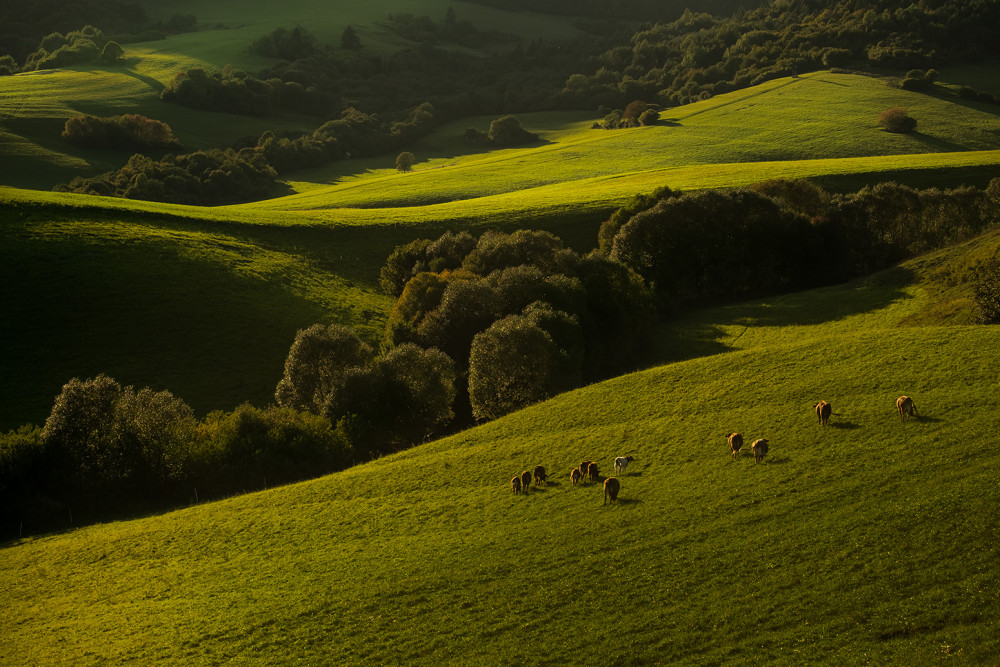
612, 497, 642, 506
829, 421, 862, 430
763, 456, 792, 465
903, 415, 944, 424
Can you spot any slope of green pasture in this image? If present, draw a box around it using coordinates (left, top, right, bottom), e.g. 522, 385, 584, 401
0, 202, 393, 430
3, 244, 999, 664
266, 71, 1000, 212
0, 64, 316, 189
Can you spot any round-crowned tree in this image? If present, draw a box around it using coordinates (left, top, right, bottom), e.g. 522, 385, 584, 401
395, 151, 415, 172
275, 324, 374, 414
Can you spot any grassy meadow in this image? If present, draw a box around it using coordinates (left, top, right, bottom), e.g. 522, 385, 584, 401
4, 67, 1000, 430
2, 232, 999, 663
4, 3, 1000, 660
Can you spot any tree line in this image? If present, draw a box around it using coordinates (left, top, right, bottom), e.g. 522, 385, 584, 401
0, 5, 197, 73
557, 0, 1000, 109
54, 104, 439, 204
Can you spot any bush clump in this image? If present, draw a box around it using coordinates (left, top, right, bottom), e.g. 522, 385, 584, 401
878, 107, 917, 133
62, 113, 180, 150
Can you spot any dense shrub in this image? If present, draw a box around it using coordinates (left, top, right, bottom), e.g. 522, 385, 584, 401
0, 379, 356, 536
379, 228, 655, 422
160, 65, 333, 116
971, 257, 1000, 324
62, 113, 180, 150
487, 115, 539, 147
878, 107, 917, 133
603, 179, 1000, 312
250, 26, 319, 61
57, 148, 278, 205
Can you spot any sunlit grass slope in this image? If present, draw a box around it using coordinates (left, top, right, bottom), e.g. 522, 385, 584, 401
0, 196, 395, 430
262, 71, 1000, 219
3, 236, 999, 664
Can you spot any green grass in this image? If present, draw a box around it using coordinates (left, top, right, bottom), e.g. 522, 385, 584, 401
4, 68, 1000, 429
3, 234, 999, 664
262, 71, 1000, 219
0, 200, 394, 429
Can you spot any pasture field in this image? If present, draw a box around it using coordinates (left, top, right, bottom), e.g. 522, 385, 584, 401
4, 69, 1000, 429
266, 70, 1000, 213
2, 233, 999, 664
0, 197, 395, 429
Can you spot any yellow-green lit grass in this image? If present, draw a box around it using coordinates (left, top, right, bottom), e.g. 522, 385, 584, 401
3, 247, 999, 662
267, 72, 1000, 213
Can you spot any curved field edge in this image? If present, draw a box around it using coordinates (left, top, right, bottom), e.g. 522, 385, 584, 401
2, 317, 998, 663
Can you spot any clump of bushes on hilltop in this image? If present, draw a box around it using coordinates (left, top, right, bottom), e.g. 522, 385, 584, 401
160, 65, 334, 117
62, 113, 181, 150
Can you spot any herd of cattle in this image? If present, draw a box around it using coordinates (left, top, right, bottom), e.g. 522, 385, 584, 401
509, 396, 919, 505
510, 455, 634, 505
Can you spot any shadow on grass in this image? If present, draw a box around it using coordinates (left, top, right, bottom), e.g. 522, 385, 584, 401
764, 456, 792, 465
613, 497, 642, 506
907, 131, 965, 153
829, 421, 863, 430
649, 266, 917, 365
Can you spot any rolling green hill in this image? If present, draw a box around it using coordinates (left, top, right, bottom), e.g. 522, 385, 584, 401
4, 68, 1000, 430
2, 231, 999, 664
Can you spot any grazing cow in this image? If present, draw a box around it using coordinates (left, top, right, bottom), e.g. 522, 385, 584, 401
814, 400, 832, 426
587, 461, 600, 483
727, 432, 744, 459
580, 461, 593, 481
896, 395, 917, 421
614, 455, 634, 475
570, 467, 582, 486
752, 438, 769, 463
520, 470, 532, 492
603, 477, 621, 505
534, 465, 548, 485
511, 476, 522, 494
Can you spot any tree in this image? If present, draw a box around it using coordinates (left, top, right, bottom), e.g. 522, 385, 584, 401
274, 324, 374, 414
341, 25, 362, 50
468, 314, 560, 421
395, 151, 415, 172
487, 115, 538, 146
878, 107, 917, 133
100, 41, 124, 64
41, 375, 195, 494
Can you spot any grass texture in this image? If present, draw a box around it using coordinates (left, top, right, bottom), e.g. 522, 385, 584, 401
2, 236, 999, 664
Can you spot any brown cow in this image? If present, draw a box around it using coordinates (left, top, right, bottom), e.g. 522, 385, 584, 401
587, 461, 600, 483
534, 465, 548, 485
511, 476, 522, 494
580, 461, 593, 482
727, 432, 744, 459
896, 395, 918, 421
814, 401, 832, 426
520, 470, 532, 492
603, 477, 621, 505
752, 438, 769, 463
570, 467, 582, 486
